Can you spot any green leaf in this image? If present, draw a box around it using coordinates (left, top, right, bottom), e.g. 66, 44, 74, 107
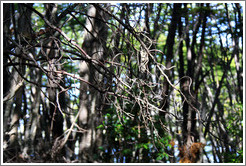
98, 146, 104, 151
122, 149, 131, 155
143, 144, 148, 150
97, 124, 104, 129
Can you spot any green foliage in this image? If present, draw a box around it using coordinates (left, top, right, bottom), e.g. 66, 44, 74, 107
156, 150, 169, 161
222, 102, 243, 163
4, 2, 243, 163
225, 103, 243, 137
96, 102, 173, 162
155, 137, 172, 161
223, 149, 243, 163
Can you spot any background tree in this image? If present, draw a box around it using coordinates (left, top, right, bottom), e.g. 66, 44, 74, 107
2, 3, 243, 163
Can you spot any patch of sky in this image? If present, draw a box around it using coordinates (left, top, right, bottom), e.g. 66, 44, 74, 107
40, 104, 43, 115
74, 140, 79, 156
18, 119, 25, 134
41, 74, 48, 86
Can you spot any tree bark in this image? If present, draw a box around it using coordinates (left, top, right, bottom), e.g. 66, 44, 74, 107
161, 2, 181, 123
78, 4, 108, 162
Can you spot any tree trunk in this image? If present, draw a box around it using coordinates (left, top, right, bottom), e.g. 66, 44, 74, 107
3, 3, 33, 161
78, 4, 108, 162
162, 3, 181, 112
44, 3, 64, 141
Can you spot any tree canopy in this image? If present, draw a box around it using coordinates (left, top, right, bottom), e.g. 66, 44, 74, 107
2, 3, 243, 163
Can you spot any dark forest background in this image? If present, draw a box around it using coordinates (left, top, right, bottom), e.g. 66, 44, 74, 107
2, 3, 243, 163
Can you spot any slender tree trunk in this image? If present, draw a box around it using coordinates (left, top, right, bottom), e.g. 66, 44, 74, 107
3, 3, 12, 141
44, 3, 64, 141
3, 3, 33, 161
162, 4, 181, 112
78, 4, 108, 162
23, 69, 42, 159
